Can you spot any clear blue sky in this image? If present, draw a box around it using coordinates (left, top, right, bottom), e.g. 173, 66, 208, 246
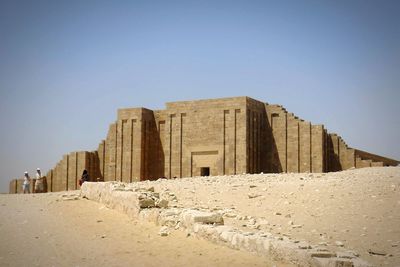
1, 0, 399, 192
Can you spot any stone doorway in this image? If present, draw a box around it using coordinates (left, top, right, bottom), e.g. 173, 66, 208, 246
191, 150, 218, 177
200, 167, 210, 176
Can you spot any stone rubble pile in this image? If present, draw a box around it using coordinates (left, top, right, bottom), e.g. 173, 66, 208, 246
81, 181, 373, 267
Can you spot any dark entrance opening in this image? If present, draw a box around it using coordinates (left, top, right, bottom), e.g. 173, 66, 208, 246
200, 167, 210, 176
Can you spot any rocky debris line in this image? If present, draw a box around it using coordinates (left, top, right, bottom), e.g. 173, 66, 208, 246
60, 193, 80, 201
81, 182, 372, 267
81, 182, 168, 218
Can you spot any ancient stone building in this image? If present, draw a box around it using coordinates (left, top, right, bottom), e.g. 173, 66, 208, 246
9, 97, 399, 193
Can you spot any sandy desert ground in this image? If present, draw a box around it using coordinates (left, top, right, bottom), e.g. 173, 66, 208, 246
0, 192, 285, 267
1, 167, 399, 266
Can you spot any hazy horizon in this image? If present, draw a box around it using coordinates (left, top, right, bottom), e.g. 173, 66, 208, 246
1, 0, 399, 193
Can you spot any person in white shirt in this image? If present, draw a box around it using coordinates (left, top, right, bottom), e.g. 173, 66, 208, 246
23, 171, 31, 194
34, 168, 44, 193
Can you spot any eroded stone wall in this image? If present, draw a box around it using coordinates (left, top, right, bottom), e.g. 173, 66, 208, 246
32, 151, 100, 193
9, 96, 399, 193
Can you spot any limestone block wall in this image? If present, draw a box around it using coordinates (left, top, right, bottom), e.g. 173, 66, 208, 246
104, 123, 117, 181
327, 134, 341, 171
299, 121, 312, 172
46, 170, 53, 192
338, 137, 355, 170
246, 98, 266, 174
97, 140, 105, 181
101, 108, 156, 182
264, 104, 326, 173
16, 179, 24, 193
287, 113, 300, 173
9, 178, 37, 194
265, 105, 287, 172
142, 109, 161, 180
9, 179, 17, 194
67, 152, 78, 191
371, 161, 384, 167
356, 157, 372, 168
163, 97, 248, 178
311, 125, 325, 173
44, 151, 98, 192
326, 134, 354, 171
355, 149, 398, 167
53, 162, 61, 192
152, 111, 166, 178
325, 134, 395, 170
8, 96, 399, 193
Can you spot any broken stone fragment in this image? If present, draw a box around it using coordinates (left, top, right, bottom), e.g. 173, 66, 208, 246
248, 218, 256, 225
310, 251, 336, 258
367, 248, 387, 256
335, 241, 344, 247
159, 226, 169, 236
337, 251, 359, 259
312, 257, 355, 267
223, 212, 237, 218
247, 193, 261, 199
181, 210, 224, 226
112, 183, 125, 190
146, 186, 155, 192
155, 199, 168, 208
298, 244, 312, 249
253, 224, 261, 230
138, 196, 155, 208
61, 194, 79, 201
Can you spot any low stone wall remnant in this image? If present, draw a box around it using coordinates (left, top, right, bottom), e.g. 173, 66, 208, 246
81, 181, 372, 267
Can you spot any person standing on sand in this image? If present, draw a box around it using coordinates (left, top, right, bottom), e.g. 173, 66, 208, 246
23, 171, 31, 194
79, 169, 90, 186
34, 168, 44, 193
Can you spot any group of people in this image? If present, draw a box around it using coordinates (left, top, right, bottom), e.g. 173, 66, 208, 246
22, 169, 91, 193
22, 168, 44, 194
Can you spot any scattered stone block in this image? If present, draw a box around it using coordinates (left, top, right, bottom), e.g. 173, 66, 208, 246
248, 193, 261, 199
367, 248, 387, 256
181, 210, 224, 226
159, 226, 169, 236
335, 241, 344, 247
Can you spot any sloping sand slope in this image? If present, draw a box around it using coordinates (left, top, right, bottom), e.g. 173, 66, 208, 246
1, 167, 399, 266
0, 193, 281, 267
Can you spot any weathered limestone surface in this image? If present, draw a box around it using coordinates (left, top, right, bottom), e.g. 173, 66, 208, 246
9, 96, 399, 193
80, 181, 372, 267
9, 179, 17, 194
81, 182, 161, 217
46, 170, 53, 192
299, 121, 311, 172
311, 125, 324, 173
9, 177, 48, 193
35, 151, 99, 193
